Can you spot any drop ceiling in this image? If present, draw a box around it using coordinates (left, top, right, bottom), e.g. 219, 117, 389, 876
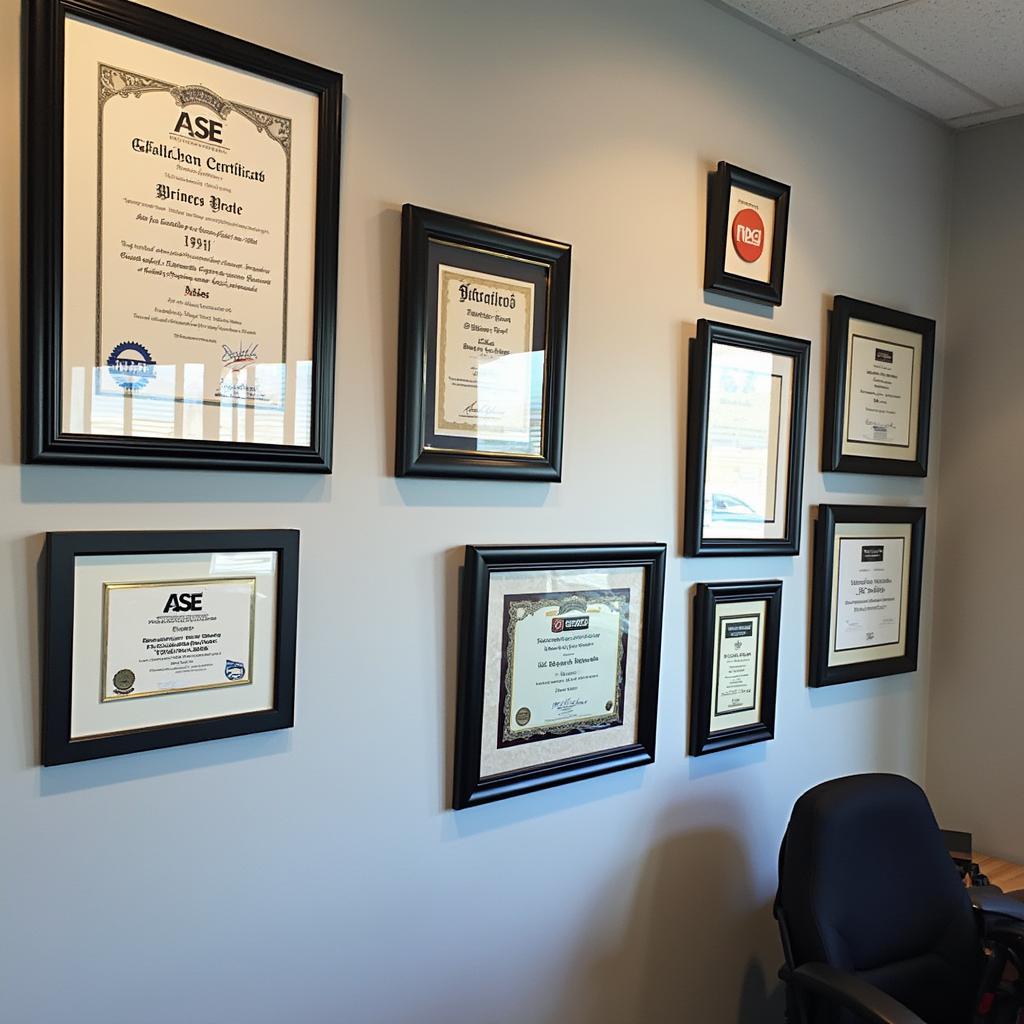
709, 0, 1024, 129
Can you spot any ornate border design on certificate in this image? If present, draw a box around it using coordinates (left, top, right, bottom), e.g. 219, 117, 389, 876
23, 0, 342, 472
823, 296, 935, 477
689, 580, 781, 757
41, 529, 299, 765
396, 205, 571, 481
685, 320, 810, 557
809, 505, 926, 687
452, 544, 666, 809
704, 162, 791, 307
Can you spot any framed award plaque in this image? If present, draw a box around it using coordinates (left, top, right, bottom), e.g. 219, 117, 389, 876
452, 543, 665, 808
823, 296, 935, 477
689, 580, 781, 757
684, 320, 810, 557
809, 505, 926, 688
395, 205, 571, 481
23, 0, 342, 471
704, 162, 790, 306
41, 529, 299, 764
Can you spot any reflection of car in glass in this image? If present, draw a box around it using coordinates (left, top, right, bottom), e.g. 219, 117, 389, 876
707, 492, 762, 522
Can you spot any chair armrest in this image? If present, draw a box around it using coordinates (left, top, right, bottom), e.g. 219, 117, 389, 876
787, 963, 926, 1024
971, 886, 1024, 924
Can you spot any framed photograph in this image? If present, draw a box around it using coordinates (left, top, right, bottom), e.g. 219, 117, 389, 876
689, 580, 781, 756
823, 296, 935, 477
396, 205, 571, 481
42, 529, 299, 764
809, 505, 926, 688
704, 162, 790, 306
23, 0, 342, 471
452, 543, 665, 808
684, 320, 810, 557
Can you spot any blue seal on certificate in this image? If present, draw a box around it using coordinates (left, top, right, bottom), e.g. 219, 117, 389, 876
225, 660, 246, 681
106, 341, 156, 391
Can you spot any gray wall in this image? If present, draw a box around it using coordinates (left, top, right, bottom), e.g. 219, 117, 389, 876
927, 118, 1024, 862
0, 1, 952, 1022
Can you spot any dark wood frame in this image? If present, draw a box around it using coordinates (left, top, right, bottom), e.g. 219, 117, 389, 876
822, 296, 935, 477
396, 205, 571, 481
809, 505, 926, 688
23, 0, 342, 472
685, 319, 809, 557
689, 579, 781, 756
704, 162, 790, 306
42, 528, 300, 764
452, 543, 665, 808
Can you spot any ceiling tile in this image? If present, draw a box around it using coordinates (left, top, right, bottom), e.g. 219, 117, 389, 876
863, 0, 1024, 106
801, 23, 988, 119
719, 1, 907, 37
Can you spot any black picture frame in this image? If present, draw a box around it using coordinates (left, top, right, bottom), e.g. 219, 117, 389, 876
689, 579, 781, 756
452, 543, 665, 808
23, 0, 342, 472
42, 529, 300, 765
704, 162, 790, 306
809, 505, 926, 688
684, 319, 810, 557
822, 296, 935, 477
396, 205, 571, 481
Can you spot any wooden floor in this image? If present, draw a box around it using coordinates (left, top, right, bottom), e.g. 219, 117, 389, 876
976, 855, 1024, 894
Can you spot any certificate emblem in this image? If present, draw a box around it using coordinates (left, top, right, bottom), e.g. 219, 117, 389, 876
515, 707, 531, 726
731, 207, 765, 263
225, 660, 246, 681
112, 669, 135, 694
106, 342, 156, 392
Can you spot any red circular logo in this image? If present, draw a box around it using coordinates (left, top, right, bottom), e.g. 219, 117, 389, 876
731, 208, 765, 263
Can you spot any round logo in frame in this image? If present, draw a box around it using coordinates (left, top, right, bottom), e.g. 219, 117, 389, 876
515, 707, 531, 727
731, 207, 766, 263
112, 669, 136, 694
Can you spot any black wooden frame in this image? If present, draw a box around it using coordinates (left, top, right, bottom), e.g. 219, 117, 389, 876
684, 319, 809, 557
42, 528, 300, 764
822, 296, 935, 477
452, 543, 665, 808
396, 204, 571, 481
704, 162, 790, 306
809, 505, 926, 687
23, 0, 342, 471
689, 579, 781, 756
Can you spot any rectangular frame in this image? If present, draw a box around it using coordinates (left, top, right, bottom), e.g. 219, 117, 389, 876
822, 296, 935, 477
685, 319, 809, 557
689, 579, 781, 756
23, 0, 342, 472
452, 543, 665, 808
42, 528, 299, 764
396, 205, 571, 481
809, 505, 926, 687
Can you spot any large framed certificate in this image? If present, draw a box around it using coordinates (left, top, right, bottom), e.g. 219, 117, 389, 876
809, 505, 926, 687
685, 320, 810, 557
689, 580, 781, 756
395, 206, 571, 481
823, 297, 935, 477
41, 529, 299, 764
452, 544, 665, 808
24, 0, 342, 471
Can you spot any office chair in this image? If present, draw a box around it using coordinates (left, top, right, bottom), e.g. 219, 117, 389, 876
774, 773, 1024, 1024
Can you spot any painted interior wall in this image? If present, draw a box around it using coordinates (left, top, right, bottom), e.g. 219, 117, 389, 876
0, 1, 953, 1022
926, 118, 1024, 863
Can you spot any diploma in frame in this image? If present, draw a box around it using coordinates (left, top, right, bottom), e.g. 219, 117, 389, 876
809, 505, 926, 687
41, 529, 299, 764
685, 320, 810, 557
452, 544, 665, 808
23, 0, 342, 471
823, 296, 935, 477
395, 206, 571, 481
689, 580, 781, 756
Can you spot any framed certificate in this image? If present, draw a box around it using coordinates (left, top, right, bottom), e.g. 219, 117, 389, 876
24, 0, 342, 471
689, 580, 781, 756
41, 529, 299, 764
685, 320, 810, 557
809, 505, 926, 687
395, 206, 571, 480
704, 162, 790, 306
823, 297, 935, 477
452, 544, 665, 808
